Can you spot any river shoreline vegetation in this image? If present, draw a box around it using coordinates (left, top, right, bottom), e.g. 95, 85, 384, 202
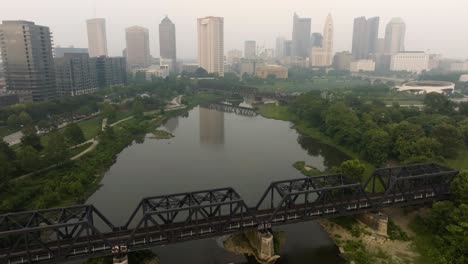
257, 85, 468, 263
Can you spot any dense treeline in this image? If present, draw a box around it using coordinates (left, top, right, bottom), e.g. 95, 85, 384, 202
290, 89, 468, 166
0, 120, 148, 212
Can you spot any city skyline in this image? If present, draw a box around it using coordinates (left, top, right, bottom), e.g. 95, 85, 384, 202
1, 0, 466, 59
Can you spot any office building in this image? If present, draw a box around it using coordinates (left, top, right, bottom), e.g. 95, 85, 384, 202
255, 65, 288, 79
333, 51, 352, 71
449, 61, 468, 72
311, 33, 323, 47
350, 60, 376, 72
292, 13, 311, 58
55, 53, 97, 96
275, 36, 285, 58
54, 46, 88, 58
390, 52, 429, 73
384, 18, 406, 54
283, 40, 292, 57
0, 20, 57, 102
159, 16, 177, 72
197, 16, 224, 76
125, 26, 151, 70
227, 49, 242, 65
181, 63, 199, 74
86, 18, 108, 57
244, 40, 256, 59
310, 14, 334, 67
351, 16, 380, 60
91, 56, 127, 88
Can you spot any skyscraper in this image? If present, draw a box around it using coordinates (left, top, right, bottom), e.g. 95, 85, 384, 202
275, 36, 285, 58
244, 40, 256, 59
384, 18, 406, 55
55, 53, 97, 96
125, 26, 151, 69
0, 20, 57, 102
351, 16, 380, 60
159, 16, 177, 72
311, 33, 323, 48
86, 18, 108, 57
197, 16, 224, 76
310, 14, 334, 67
292, 13, 311, 58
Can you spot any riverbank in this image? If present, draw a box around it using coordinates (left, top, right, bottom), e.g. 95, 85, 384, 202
257, 104, 375, 176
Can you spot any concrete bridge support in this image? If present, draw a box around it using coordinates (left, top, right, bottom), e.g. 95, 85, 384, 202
357, 211, 389, 238
112, 246, 128, 264
247, 230, 281, 264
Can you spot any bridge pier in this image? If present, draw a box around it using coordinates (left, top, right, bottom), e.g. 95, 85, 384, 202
357, 211, 388, 238
246, 230, 280, 264
112, 246, 128, 264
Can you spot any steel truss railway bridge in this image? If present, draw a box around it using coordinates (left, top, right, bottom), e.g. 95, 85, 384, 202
0, 163, 458, 263
201, 102, 257, 116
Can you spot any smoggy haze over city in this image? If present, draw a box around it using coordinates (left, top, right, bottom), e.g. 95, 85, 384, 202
1, 0, 467, 59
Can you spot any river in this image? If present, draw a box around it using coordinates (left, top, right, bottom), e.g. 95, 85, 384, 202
86, 104, 350, 264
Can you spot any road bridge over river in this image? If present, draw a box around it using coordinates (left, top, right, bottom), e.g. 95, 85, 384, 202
0, 163, 457, 263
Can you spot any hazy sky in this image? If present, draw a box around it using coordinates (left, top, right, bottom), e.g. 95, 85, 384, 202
1, 0, 467, 60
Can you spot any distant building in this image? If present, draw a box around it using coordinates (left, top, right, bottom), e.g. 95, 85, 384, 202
311, 33, 323, 48
292, 13, 311, 58
159, 16, 177, 72
126, 26, 151, 70
133, 66, 169, 81
86, 18, 108, 57
397, 81, 455, 94
197, 16, 224, 76
55, 53, 97, 96
449, 61, 468, 72
333, 51, 352, 71
275, 36, 285, 58
244, 40, 256, 59
384, 18, 406, 54
0, 20, 57, 102
310, 14, 334, 67
0, 93, 19, 108
350, 60, 376, 72
240, 58, 258, 76
352, 16, 380, 59
390, 52, 429, 73
55, 47, 88, 58
283, 40, 292, 57
91, 56, 127, 88
181, 63, 199, 74
227, 49, 242, 65
255, 64, 288, 79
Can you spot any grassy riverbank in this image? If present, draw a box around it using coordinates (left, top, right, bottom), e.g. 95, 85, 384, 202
257, 104, 375, 176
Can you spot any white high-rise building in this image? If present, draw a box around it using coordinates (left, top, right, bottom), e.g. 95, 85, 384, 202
197, 16, 224, 76
390, 52, 429, 73
350, 60, 376, 72
384, 18, 406, 55
86, 18, 108, 57
275, 36, 285, 58
310, 14, 334, 67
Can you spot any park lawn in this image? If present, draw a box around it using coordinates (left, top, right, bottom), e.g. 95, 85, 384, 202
77, 116, 102, 140
69, 142, 93, 157
256, 104, 295, 121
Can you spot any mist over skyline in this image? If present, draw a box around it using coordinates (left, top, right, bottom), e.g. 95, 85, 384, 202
1, 0, 467, 60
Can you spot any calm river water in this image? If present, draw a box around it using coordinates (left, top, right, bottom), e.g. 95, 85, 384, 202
86, 104, 349, 264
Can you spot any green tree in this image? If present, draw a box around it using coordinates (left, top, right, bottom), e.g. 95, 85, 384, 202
18, 111, 33, 127
64, 123, 85, 145
101, 103, 117, 120
0, 153, 13, 185
21, 128, 43, 151
195, 67, 209, 78
44, 132, 69, 164
424, 92, 454, 115
7, 114, 18, 128
432, 123, 463, 158
37, 120, 51, 131
323, 103, 361, 147
398, 137, 441, 163
0, 140, 16, 161
361, 129, 390, 166
338, 159, 366, 182
17, 146, 41, 172
132, 100, 145, 119
451, 170, 468, 204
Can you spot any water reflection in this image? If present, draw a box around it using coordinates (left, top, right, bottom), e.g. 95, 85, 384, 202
164, 117, 179, 133
297, 136, 351, 170
199, 107, 225, 147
